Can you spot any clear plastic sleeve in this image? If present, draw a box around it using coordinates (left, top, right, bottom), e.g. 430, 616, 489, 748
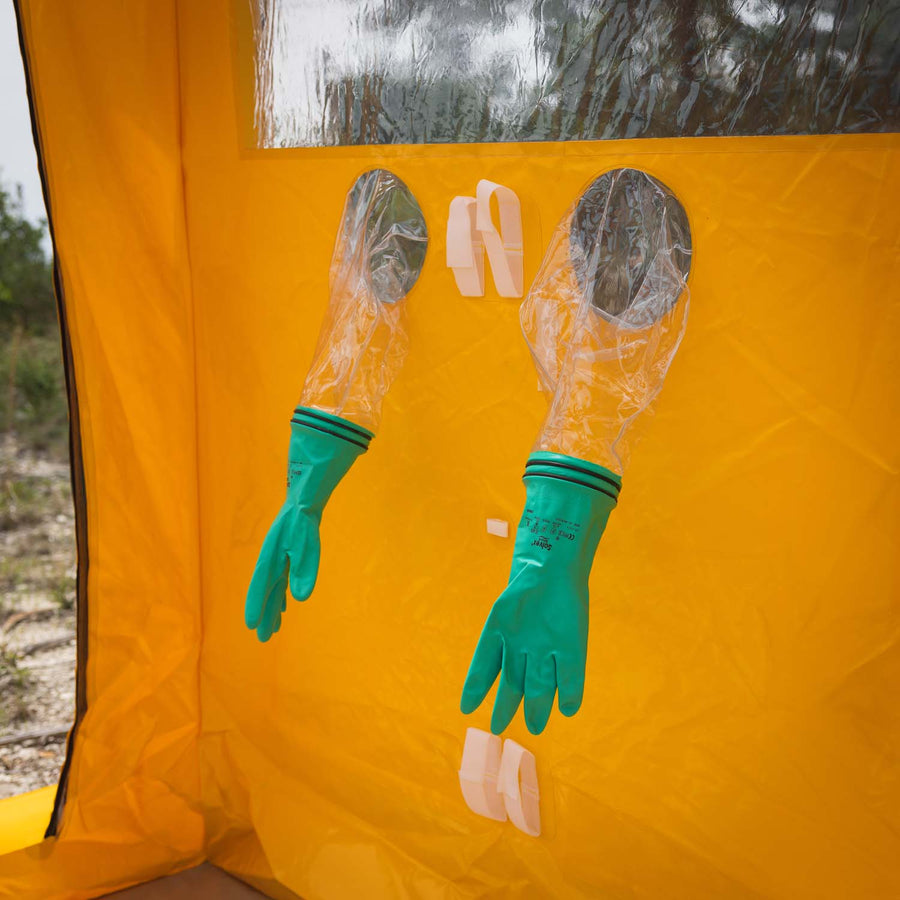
299, 168, 428, 431
521, 168, 692, 474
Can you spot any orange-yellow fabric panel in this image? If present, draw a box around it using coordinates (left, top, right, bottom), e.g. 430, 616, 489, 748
0, 2, 203, 898
0, 789, 53, 858
178, 2, 900, 899
1, 0, 899, 899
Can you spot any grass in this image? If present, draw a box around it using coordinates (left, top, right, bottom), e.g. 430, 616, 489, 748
0, 475, 47, 530
0, 557, 28, 593
0, 311, 71, 739
0, 648, 31, 727
0, 324, 73, 736
51, 574, 76, 611
0, 332, 69, 460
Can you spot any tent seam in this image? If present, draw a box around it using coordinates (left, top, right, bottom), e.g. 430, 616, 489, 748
171, 0, 209, 860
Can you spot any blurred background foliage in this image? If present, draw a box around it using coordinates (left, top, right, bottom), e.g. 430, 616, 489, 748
0, 179, 67, 459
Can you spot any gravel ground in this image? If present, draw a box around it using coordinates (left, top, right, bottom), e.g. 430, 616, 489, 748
1, 443, 76, 800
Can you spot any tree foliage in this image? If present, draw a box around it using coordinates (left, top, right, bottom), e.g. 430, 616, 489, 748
0, 180, 55, 335
0, 180, 66, 456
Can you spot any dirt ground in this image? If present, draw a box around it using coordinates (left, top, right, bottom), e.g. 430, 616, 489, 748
0, 441, 76, 800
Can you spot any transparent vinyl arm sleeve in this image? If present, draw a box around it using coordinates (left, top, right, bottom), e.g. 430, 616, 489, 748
521, 169, 692, 474
300, 168, 428, 432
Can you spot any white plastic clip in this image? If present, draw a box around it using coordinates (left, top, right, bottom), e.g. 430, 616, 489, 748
446, 196, 485, 297
498, 739, 541, 837
458, 728, 507, 822
486, 518, 509, 538
475, 180, 523, 298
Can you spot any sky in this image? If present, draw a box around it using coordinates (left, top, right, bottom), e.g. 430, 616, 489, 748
0, 0, 46, 224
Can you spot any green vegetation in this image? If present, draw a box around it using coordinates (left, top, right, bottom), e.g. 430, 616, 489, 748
0, 181, 75, 790
0, 181, 55, 331
0, 648, 31, 727
0, 179, 67, 459
0, 473, 58, 530
51, 574, 76, 611
0, 476, 40, 529
0, 556, 28, 593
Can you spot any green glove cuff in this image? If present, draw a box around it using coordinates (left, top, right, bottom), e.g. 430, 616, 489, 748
286, 407, 373, 511
519, 452, 620, 564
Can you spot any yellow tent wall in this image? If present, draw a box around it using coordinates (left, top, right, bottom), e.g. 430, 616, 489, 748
2, 0, 899, 898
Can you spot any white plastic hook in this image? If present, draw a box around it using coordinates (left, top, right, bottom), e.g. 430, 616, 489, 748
446, 196, 485, 297
459, 730, 541, 836
498, 739, 541, 837
458, 728, 507, 821
446, 181, 523, 298
475, 180, 523, 298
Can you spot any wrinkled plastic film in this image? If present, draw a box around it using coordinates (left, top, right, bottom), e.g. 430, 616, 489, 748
522, 169, 692, 473
299, 168, 427, 432
252, 0, 898, 148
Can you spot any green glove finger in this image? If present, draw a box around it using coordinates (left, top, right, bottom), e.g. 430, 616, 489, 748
259, 607, 280, 643
256, 571, 287, 642
262, 573, 288, 638
525, 690, 556, 735
287, 527, 321, 602
268, 591, 287, 639
490, 644, 527, 734
245, 510, 293, 628
460, 629, 502, 715
524, 655, 557, 735
270, 600, 284, 635
491, 675, 525, 735
556, 655, 586, 716
244, 581, 266, 631
245, 537, 285, 628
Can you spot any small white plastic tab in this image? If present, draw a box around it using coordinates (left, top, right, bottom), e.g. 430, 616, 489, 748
498, 739, 541, 837
446, 196, 485, 297
475, 180, 524, 298
459, 728, 507, 822
486, 518, 509, 538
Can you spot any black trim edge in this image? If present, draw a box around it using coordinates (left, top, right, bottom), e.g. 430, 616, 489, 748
525, 458, 621, 493
293, 407, 373, 440
523, 471, 619, 503
290, 417, 370, 451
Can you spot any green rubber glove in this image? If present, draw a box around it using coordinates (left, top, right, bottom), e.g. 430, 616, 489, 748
461, 452, 621, 734
245, 406, 373, 642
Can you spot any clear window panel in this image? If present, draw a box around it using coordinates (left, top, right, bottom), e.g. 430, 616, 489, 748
252, 0, 899, 148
